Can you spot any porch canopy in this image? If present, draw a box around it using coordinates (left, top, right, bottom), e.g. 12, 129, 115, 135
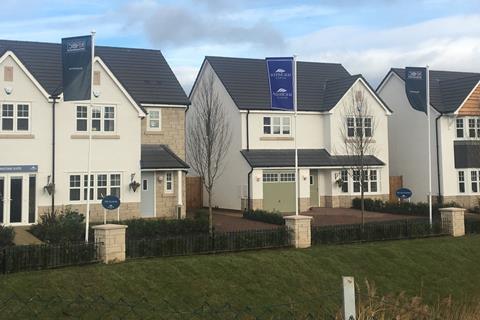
141, 144, 189, 170
240, 149, 384, 168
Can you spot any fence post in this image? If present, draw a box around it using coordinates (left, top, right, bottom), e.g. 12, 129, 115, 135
92, 224, 128, 264
283, 215, 313, 248
439, 207, 465, 237
343, 276, 356, 320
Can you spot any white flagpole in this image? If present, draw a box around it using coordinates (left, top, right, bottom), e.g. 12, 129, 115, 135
85, 30, 95, 242
426, 65, 432, 226
293, 55, 299, 216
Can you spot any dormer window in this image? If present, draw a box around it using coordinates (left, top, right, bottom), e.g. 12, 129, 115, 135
263, 116, 290, 135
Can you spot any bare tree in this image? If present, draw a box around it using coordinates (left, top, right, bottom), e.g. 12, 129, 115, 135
187, 74, 232, 234
338, 90, 379, 226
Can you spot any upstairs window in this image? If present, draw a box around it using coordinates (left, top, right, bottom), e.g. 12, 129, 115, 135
147, 110, 161, 130
75, 105, 116, 133
263, 116, 290, 135
347, 116, 372, 138
1, 103, 30, 132
456, 118, 464, 138
468, 118, 480, 138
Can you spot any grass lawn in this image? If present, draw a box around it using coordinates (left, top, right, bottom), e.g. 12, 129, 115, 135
1, 235, 479, 317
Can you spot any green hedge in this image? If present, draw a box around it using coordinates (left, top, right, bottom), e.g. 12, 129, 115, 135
30, 208, 210, 244
352, 198, 461, 217
243, 209, 285, 225
0, 225, 15, 248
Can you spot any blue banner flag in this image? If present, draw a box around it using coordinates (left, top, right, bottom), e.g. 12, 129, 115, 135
266, 57, 294, 110
405, 67, 428, 114
62, 35, 92, 101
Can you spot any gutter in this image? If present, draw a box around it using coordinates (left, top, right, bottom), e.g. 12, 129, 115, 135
50, 95, 59, 214
246, 110, 251, 211
246, 110, 250, 150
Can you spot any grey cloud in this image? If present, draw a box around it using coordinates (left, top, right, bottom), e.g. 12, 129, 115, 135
126, 3, 285, 49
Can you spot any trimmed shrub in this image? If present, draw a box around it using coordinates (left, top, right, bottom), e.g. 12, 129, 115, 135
352, 198, 462, 217
0, 225, 15, 248
30, 208, 85, 244
243, 209, 285, 225
124, 216, 209, 240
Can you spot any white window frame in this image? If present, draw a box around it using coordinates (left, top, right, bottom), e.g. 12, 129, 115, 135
75, 105, 116, 133
76, 106, 88, 132
1, 103, 31, 132
345, 169, 380, 194
456, 117, 480, 140
263, 116, 291, 136
458, 170, 466, 193
346, 116, 373, 138
164, 172, 173, 193
456, 118, 465, 138
147, 109, 162, 131
69, 173, 122, 203
279, 172, 295, 182
262, 173, 278, 183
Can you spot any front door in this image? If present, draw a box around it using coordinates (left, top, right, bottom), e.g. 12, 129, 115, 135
140, 172, 155, 217
310, 170, 319, 207
9, 177, 23, 223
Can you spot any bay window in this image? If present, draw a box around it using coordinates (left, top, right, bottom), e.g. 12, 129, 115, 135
69, 173, 122, 202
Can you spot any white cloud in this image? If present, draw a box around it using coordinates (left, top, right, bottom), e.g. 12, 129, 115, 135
289, 14, 480, 86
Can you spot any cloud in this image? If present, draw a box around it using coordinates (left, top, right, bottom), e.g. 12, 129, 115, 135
289, 14, 480, 86
121, 2, 285, 49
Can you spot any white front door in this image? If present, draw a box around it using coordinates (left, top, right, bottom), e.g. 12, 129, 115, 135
0, 174, 36, 225
140, 172, 155, 217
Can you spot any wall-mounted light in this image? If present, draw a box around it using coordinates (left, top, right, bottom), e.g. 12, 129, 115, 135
4, 87, 12, 95
157, 175, 163, 182
256, 175, 261, 182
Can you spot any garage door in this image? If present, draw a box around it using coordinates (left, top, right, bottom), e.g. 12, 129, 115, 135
263, 171, 295, 213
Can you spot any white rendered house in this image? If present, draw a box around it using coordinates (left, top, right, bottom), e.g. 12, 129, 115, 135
0, 39, 189, 225
377, 68, 480, 208
188, 57, 391, 212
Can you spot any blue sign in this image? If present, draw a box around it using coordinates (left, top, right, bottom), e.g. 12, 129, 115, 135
405, 67, 427, 114
62, 35, 92, 101
0, 165, 38, 173
101, 195, 121, 210
396, 188, 413, 199
266, 57, 294, 110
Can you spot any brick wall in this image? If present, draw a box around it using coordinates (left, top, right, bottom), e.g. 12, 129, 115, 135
155, 172, 186, 219
141, 107, 186, 160
38, 202, 141, 222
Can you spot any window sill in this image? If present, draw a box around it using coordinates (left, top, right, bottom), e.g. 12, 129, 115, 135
71, 134, 120, 140
344, 138, 376, 143
0, 133, 34, 139
260, 136, 294, 141
144, 130, 164, 135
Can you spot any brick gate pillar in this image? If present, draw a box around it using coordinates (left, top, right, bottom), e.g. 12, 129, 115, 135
92, 224, 128, 263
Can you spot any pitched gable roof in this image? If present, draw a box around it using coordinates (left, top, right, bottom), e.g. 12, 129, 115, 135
204, 56, 368, 112
385, 68, 480, 114
0, 39, 190, 106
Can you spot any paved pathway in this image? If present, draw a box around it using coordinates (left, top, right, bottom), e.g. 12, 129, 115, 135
12, 227, 43, 245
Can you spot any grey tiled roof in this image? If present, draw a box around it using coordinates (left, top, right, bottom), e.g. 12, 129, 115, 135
204, 56, 368, 112
454, 141, 480, 169
240, 149, 384, 168
141, 145, 189, 170
0, 39, 190, 106
387, 68, 480, 114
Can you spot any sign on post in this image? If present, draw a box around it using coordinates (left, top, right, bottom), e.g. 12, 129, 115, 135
396, 188, 413, 200
101, 195, 121, 224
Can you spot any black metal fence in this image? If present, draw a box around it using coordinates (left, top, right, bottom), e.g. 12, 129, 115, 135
311, 218, 449, 245
465, 218, 480, 234
0, 242, 99, 274
127, 228, 291, 259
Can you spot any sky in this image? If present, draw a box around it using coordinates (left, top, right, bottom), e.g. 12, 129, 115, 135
2, 0, 480, 93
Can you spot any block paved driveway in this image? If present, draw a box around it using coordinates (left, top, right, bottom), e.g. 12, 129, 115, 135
208, 208, 423, 232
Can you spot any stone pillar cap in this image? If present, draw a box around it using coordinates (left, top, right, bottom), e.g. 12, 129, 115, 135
92, 224, 128, 230
439, 207, 466, 212
283, 215, 313, 220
